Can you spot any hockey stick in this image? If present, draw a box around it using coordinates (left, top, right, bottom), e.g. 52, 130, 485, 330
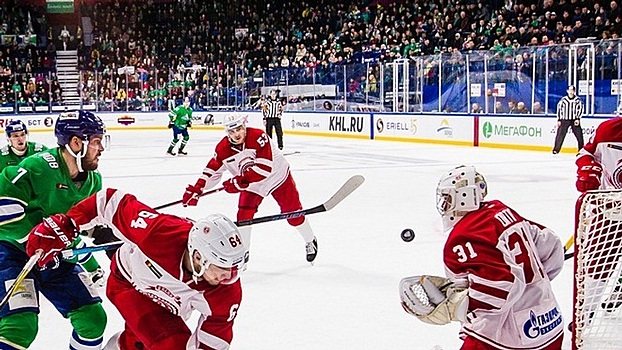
63, 241, 124, 257
282, 151, 301, 156
563, 236, 575, 260
235, 175, 365, 227
153, 187, 224, 210
61, 175, 365, 256
0, 250, 42, 310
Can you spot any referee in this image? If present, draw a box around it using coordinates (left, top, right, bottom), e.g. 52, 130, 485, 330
263, 89, 284, 150
552, 85, 584, 154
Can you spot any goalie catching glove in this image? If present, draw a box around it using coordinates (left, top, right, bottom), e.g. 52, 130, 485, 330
399, 275, 469, 325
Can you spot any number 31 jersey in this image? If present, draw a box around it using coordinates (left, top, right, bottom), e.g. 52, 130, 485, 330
443, 200, 564, 350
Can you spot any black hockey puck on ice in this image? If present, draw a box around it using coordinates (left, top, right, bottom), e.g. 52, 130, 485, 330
401, 228, 415, 242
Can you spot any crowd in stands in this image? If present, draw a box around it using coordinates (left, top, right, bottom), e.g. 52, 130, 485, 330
0, 4, 61, 108
2, 0, 622, 112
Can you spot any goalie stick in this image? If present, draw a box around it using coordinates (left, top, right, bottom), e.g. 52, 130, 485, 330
63, 175, 366, 256
0, 250, 42, 310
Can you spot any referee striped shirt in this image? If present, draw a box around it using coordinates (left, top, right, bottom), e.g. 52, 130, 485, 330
263, 98, 283, 119
556, 96, 583, 121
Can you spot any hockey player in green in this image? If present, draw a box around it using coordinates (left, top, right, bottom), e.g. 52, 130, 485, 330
0, 111, 108, 350
0, 120, 48, 171
167, 97, 193, 156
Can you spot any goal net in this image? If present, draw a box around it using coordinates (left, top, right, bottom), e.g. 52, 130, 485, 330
574, 190, 622, 350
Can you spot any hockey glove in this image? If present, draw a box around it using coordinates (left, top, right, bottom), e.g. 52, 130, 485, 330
222, 176, 249, 193
399, 275, 469, 325
27, 214, 80, 269
88, 267, 106, 289
183, 181, 204, 207
168, 121, 174, 129
92, 225, 120, 260
576, 157, 602, 192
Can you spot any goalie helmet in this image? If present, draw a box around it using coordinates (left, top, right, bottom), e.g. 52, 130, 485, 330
5, 120, 27, 138
55, 110, 106, 146
223, 114, 247, 132
436, 165, 487, 231
187, 213, 248, 284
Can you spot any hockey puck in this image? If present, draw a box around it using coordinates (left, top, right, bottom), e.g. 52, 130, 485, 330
401, 228, 415, 242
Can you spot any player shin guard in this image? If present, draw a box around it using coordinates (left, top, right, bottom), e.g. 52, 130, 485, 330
0, 312, 38, 349
68, 303, 106, 349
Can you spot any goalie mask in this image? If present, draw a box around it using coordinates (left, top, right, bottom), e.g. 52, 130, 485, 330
187, 213, 249, 284
436, 165, 487, 231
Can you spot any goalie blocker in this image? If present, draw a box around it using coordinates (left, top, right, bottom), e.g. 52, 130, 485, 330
399, 275, 468, 325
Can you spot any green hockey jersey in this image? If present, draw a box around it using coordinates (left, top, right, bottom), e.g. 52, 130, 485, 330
168, 105, 193, 129
0, 147, 102, 248
0, 141, 48, 171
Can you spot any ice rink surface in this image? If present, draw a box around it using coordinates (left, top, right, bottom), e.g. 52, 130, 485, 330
29, 128, 580, 349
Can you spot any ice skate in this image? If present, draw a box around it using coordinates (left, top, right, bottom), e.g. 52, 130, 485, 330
166, 149, 176, 156
178, 150, 188, 156
305, 238, 318, 263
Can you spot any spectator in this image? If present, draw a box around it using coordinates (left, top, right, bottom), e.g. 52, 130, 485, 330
516, 101, 529, 113
532, 101, 545, 114
471, 102, 483, 113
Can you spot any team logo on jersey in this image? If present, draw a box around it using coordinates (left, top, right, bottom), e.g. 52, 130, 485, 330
612, 161, 622, 188
238, 156, 255, 174
523, 307, 562, 339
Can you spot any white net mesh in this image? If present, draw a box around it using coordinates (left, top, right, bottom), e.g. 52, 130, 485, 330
574, 190, 622, 350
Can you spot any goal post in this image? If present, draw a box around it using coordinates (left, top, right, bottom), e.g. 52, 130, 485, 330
573, 189, 622, 350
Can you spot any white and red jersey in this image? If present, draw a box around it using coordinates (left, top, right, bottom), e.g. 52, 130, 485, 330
444, 200, 564, 350
67, 189, 242, 350
577, 117, 622, 189
198, 127, 289, 197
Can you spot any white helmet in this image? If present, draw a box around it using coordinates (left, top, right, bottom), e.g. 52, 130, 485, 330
223, 114, 247, 131
436, 165, 487, 231
187, 213, 249, 284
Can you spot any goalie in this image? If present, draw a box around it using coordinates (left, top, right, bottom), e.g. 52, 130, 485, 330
399, 165, 565, 350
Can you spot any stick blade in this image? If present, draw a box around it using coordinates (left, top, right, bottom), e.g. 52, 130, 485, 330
323, 175, 365, 211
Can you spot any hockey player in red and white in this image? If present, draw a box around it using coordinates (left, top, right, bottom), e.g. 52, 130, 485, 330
26, 188, 249, 350
182, 114, 318, 262
400, 166, 564, 350
576, 117, 622, 192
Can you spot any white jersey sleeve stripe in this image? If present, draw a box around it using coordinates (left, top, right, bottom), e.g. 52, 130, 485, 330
468, 275, 513, 291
